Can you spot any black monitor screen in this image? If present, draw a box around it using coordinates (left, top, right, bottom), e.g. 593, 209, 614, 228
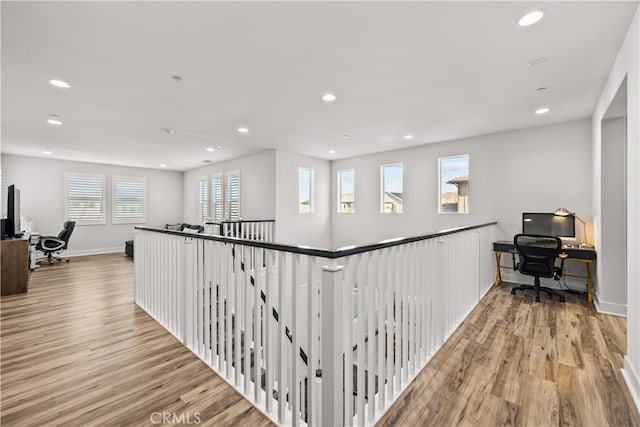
522, 212, 575, 238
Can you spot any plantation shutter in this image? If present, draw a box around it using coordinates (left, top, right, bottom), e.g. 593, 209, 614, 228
65, 172, 106, 225
199, 177, 209, 224
211, 174, 223, 222
113, 176, 147, 224
225, 171, 240, 220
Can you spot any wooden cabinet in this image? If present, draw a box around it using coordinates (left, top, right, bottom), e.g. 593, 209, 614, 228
1, 237, 30, 296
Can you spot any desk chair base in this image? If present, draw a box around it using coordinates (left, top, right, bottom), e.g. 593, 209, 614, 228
511, 277, 565, 303
37, 253, 71, 264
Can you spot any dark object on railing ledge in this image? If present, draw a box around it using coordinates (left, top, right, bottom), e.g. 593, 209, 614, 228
165, 223, 204, 233
136, 221, 497, 258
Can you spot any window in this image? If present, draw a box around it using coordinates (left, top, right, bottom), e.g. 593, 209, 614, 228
298, 167, 314, 214
198, 177, 209, 224
381, 163, 403, 213
65, 172, 106, 225
112, 176, 147, 224
225, 170, 240, 220
337, 169, 355, 213
439, 154, 469, 214
211, 174, 223, 222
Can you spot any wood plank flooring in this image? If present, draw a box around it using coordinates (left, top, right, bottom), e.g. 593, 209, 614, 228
377, 283, 640, 427
3, 255, 639, 426
0, 254, 275, 427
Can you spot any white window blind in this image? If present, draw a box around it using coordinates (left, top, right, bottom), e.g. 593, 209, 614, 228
198, 177, 209, 224
65, 172, 106, 225
211, 174, 223, 222
112, 176, 147, 225
225, 171, 240, 220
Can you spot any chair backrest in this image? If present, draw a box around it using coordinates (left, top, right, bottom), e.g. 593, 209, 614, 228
514, 234, 561, 278
57, 221, 76, 249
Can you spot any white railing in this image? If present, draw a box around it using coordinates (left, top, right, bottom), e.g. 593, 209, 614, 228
205, 220, 275, 242
134, 222, 496, 426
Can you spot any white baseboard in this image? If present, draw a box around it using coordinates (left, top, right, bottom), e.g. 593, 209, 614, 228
593, 292, 627, 317
62, 247, 124, 258
622, 356, 640, 413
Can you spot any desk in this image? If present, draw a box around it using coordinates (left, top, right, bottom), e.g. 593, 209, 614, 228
1, 237, 30, 296
492, 240, 596, 303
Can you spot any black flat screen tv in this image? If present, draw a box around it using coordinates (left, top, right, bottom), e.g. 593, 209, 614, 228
6, 185, 21, 238
522, 212, 575, 238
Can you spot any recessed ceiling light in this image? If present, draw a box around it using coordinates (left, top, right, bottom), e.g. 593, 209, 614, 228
161, 128, 173, 135
322, 93, 337, 102
519, 10, 544, 27
535, 107, 550, 115
528, 57, 547, 67
49, 79, 70, 89
160, 163, 167, 168
403, 134, 414, 140
42, 150, 52, 155
328, 149, 336, 154
343, 135, 350, 139
206, 147, 215, 152
171, 75, 183, 83
238, 127, 249, 133
47, 115, 63, 125
216, 145, 222, 149
536, 87, 548, 92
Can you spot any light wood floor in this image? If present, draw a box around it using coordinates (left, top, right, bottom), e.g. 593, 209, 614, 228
377, 282, 640, 427
0, 254, 274, 427
3, 255, 639, 426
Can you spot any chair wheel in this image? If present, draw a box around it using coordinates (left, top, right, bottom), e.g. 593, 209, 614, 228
511, 289, 516, 295
66, 259, 70, 263
535, 297, 540, 302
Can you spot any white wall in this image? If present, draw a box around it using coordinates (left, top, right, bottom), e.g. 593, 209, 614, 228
275, 150, 331, 248
599, 117, 627, 311
331, 119, 593, 248
182, 150, 276, 225
1, 154, 183, 255
593, 6, 640, 411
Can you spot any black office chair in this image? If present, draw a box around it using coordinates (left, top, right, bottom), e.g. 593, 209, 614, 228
511, 234, 567, 302
37, 221, 76, 264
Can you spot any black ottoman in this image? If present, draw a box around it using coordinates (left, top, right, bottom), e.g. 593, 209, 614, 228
125, 240, 134, 258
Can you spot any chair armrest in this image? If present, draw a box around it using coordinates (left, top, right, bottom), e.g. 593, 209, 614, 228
38, 236, 65, 251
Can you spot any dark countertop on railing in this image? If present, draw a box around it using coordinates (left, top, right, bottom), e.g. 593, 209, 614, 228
136, 222, 497, 258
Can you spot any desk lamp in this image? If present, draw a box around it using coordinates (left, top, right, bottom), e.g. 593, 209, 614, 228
555, 207, 588, 247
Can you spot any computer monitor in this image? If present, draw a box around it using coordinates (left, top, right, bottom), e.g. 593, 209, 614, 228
6, 185, 21, 238
522, 212, 575, 238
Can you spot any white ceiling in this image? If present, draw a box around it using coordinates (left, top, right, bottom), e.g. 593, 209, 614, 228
1, 1, 637, 171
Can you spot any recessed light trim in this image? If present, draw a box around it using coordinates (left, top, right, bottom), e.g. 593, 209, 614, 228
160, 163, 168, 168
206, 147, 215, 152
519, 10, 544, 27
237, 127, 249, 133
328, 150, 336, 154
47, 115, 63, 125
528, 57, 547, 67
42, 150, 53, 155
322, 93, 337, 102
535, 107, 550, 115
536, 86, 548, 92
403, 134, 414, 140
49, 79, 70, 88
343, 135, 350, 139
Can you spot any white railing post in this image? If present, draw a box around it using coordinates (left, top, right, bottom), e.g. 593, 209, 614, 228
183, 237, 196, 349
320, 259, 345, 427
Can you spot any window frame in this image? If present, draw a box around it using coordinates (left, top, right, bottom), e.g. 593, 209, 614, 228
64, 172, 107, 226
198, 176, 210, 224
224, 170, 241, 221
210, 173, 224, 223
298, 167, 315, 214
380, 163, 403, 214
438, 154, 470, 215
337, 169, 355, 214
112, 175, 147, 225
